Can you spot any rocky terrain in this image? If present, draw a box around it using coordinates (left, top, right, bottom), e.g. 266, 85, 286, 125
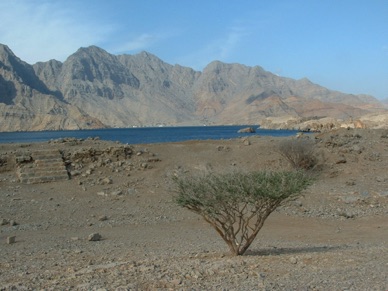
1, 43, 387, 132
0, 128, 387, 290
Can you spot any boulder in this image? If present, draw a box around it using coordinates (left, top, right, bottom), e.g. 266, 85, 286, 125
238, 127, 255, 133
7, 236, 16, 244
88, 233, 102, 241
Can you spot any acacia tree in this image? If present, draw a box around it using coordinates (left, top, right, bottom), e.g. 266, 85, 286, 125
174, 170, 312, 256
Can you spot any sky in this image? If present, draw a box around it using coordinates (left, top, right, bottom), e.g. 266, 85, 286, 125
0, 0, 387, 100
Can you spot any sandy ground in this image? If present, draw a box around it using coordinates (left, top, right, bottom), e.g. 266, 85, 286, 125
0, 128, 387, 290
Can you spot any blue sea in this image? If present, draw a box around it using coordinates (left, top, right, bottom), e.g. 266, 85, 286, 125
0, 126, 299, 144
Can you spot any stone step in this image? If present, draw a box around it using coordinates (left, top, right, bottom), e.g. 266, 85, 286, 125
16, 149, 69, 184
32, 149, 62, 156
20, 175, 70, 184
18, 169, 69, 179
34, 160, 65, 167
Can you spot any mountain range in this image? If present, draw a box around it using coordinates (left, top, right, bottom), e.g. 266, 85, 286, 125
0, 43, 386, 132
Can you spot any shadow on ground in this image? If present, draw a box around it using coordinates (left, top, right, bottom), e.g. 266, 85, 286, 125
245, 244, 348, 256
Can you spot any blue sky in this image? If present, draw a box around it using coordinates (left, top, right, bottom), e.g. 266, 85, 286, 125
0, 0, 387, 99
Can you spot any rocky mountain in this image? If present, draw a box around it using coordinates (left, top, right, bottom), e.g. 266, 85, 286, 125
0, 43, 386, 132
0, 45, 104, 131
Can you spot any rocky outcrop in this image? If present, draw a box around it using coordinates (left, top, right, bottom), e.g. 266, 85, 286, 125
0, 43, 386, 131
237, 127, 255, 133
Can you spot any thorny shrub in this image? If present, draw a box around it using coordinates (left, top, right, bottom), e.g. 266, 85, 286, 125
278, 138, 321, 170
174, 170, 312, 256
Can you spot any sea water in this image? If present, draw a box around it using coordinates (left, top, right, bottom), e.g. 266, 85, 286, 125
0, 126, 299, 144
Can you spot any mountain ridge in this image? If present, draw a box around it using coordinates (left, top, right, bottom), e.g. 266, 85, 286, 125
0, 43, 386, 132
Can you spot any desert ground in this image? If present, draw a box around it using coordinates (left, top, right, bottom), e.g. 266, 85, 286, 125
0, 128, 387, 290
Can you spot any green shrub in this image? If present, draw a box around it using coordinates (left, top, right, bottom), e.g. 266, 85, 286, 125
174, 170, 312, 256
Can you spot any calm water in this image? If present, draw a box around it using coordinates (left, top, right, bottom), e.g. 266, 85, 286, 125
0, 126, 298, 144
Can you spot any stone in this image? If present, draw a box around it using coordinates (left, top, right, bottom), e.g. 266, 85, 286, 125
70, 170, 81, 177
0, 218, 9, 225
7, 236, 16, 244
127, 188, 136, 195
101, 177, 113, 185
88, 233, 102, 241
339, 211, 355, 219
293, 200, 303, 207
98, 215, 108, 221
110, 190, 123, 196
238, 127, 255, 133
289, 257, 298, 264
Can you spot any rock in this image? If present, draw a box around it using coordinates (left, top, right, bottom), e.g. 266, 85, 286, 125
88, 233, 102, 241
127, 188, 136, 195
98, 215, 108, 221
101, 177, 113, 185
70, 170, 81, 177
111, 190, 123, 196
7, 236, 16, 244
338, 211, 355, 219
15, 155, 32, 163
238, 127, 255, 133
293, 200, 303, 207
378, 191, 388, 197
0, 218, 9, 225
289, 257, 298, 264
217, 145, 230, 151
243, 139, 251, 146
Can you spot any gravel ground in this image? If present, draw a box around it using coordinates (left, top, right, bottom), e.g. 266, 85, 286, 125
1, 128, 387, 290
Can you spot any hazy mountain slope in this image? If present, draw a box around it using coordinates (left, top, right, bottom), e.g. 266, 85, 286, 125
34, 47, 200, 127
0, 44, 104, 131
0, 43, 385, 131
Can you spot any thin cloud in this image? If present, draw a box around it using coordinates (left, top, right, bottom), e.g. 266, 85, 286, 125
0, 0, 113, 63
111, 33, 160, 55
110, 27, 183, 56
176, 25, 250, 70
219, 26, 250, 59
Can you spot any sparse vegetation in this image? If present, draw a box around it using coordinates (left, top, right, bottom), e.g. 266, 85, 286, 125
278, 138, 319, 170
174, 170, 312, 256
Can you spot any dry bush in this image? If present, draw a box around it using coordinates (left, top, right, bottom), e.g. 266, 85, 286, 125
174, 170, 312, 256
278, 138, 320, 170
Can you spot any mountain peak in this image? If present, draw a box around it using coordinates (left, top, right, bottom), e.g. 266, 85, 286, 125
0, 43, 20, 65
133, 50, 163, 62
77, 45, 108, 53
0, 43, 12, 54
69, 45, 113, 61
